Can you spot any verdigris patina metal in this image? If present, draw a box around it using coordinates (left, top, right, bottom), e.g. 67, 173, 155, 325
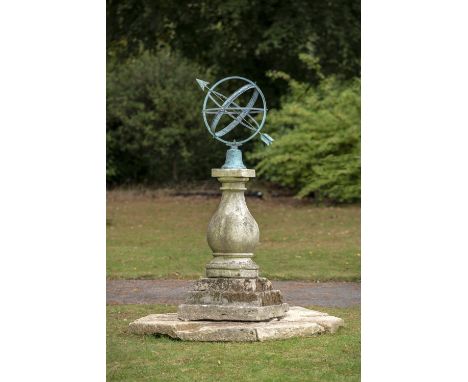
196, 76, 273, 169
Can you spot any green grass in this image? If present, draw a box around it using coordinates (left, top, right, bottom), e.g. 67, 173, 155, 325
107, 191, 360, 281
107, 304, 360, 381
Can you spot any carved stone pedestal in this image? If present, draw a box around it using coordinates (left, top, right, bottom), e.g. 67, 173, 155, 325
129, 167, 345, 341
205, 168, 259, 278
177, 168, 288, 322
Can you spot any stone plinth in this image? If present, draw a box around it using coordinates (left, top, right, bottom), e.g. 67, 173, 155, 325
177, 277, 288, 321
129, 306, 344, 342
184, 278, 284, 306
178, 303, 289, 321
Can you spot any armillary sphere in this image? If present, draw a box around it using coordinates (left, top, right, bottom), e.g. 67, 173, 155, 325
196, 76, 273, 147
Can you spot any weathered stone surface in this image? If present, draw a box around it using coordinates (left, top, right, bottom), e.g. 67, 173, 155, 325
178, 303, 289, 321
179, 277, 287, 321
212, 168, 255, 178
185, 289, 284, 306
255, 322, 323, 341
184, 277, 283, 307
206, 168, 260, 278
280, 306, 344, 333
205, 257, 259, 278
129, 306, 344, 342
191, 277, 273, 293
177, 326, 258, 342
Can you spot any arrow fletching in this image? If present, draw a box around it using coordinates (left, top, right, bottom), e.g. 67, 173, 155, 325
260, 133, 274, 146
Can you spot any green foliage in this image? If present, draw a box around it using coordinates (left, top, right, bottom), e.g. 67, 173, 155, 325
107, 0, 360, 106
106, 51, 225, 185
250, 75, 361, 203
106, 2, 361, 189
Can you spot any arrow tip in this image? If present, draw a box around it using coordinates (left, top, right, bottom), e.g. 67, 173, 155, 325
196, 78, 209, 91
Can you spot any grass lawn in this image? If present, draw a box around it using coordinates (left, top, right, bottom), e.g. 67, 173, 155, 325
107, 191, 360, 281
107, 304, 360, 381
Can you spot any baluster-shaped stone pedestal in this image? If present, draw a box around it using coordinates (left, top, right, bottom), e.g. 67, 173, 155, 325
129, 167, 345, 340
177, 168, 289, 321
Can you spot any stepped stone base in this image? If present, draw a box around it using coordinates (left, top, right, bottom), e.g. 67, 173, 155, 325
177, 277, 288, 321
178, 303, 289, 321
129, 306, 344, 342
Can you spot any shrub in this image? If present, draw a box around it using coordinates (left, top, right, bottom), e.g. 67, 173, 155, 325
250, 75, 360, 203
106, 51, 225, 185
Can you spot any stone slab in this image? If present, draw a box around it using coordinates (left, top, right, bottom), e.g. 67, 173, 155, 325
178, 303, 289, 321
128, 306, 344, 342
212, 168, 255, 178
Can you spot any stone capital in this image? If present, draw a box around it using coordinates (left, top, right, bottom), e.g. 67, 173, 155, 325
212, 168, 255, 178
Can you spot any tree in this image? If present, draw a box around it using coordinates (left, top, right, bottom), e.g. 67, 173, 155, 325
107, 0, 360, 106
107, 51, 226, 185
